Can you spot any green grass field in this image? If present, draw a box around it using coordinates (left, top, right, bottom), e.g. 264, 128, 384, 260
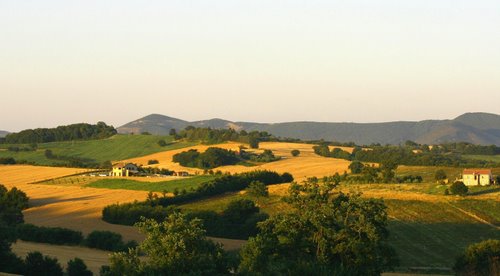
0, 134, 194, 166
85, 175, 216, 192
179, 189, 500, 270
463, 154, 500, 163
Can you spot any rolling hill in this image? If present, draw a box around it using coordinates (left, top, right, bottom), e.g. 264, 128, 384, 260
0, 130, 9, 137
118, 112, 500, 145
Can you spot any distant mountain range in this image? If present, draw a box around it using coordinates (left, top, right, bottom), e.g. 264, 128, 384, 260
118, 112, 500, 145
0, 130, 9, 138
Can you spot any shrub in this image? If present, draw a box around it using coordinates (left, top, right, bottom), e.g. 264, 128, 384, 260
102, 202, 177, 225
147, 159, 159, 165
435, 169, 447, 181
85, 231, 133, 252
246, 181, 269, 197
67, 258, 93, 276
454, 239, 500, 276
348, 161, 364, 174
157, 139, 167, 147
23, 251, 63, 276
291, 149, 300, 157
0, 157, 16, 164
450, 181, 468, 196
16, 224, 84, 245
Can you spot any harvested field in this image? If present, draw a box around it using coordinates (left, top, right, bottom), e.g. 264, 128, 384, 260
12, 241, 110, 274
122, 142, 352, 182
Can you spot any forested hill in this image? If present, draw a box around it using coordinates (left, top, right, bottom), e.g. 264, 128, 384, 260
118, 113, 500, 146
2, 122, 116, 144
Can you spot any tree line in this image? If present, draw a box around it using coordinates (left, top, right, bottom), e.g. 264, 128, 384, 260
102, 170, 293, 227
1, 122, 116, 144
313, 143, 499, 168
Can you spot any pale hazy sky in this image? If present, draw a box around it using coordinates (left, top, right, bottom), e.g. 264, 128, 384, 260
1, 1, 499, 131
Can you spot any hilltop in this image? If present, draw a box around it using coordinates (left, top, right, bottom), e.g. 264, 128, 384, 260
118, 112, 500, 145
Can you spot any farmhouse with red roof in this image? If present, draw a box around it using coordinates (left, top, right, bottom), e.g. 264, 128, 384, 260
462, 169, 492, 186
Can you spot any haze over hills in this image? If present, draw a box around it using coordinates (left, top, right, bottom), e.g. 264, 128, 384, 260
0, 130, 9, 138
118, 113, 500, 146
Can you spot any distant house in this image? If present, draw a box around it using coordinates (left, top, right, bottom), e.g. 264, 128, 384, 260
462, 169, 492, 186
111, 163, 139, 177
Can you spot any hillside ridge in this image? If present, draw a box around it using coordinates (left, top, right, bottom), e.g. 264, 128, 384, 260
118, 112, 500, 145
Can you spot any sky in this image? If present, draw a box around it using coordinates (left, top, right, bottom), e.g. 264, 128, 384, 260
1, 0, 499, 132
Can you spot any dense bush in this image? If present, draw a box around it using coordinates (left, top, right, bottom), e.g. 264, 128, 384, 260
67, 258, 93, 276
245, 181, 269, 197
16, 224, 84, 245
0, 157, 16, 165
454, 239, 500, 276
147, 159, 159, 165
450, 181, 468, 196
85, 230, 136, 252
241, 149, 280, 163
435, 169, 447, 181
23, 251, 63, 276
4, 122, 116, 144
187, 199, 268, 239
173, 147, 240, 169
291, 149, 300, 157
102, 202, 178, 226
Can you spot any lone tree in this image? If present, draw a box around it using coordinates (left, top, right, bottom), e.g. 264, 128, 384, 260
349, 161, 365, 174
454, 239, 500, 276
450, 181, 468, 196
67, 258, 93, 276
435, 169, 447, 182
238, 178, 398, 275
248, 136, 259, 149
107, 213, 230, 275
246, 180, 269, 197
291, 149, 300, 157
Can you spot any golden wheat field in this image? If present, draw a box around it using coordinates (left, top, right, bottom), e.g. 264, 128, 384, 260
122, 142, 353, 182
11, 241, 111, 274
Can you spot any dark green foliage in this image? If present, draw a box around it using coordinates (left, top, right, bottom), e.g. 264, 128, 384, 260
348, 160, 364, 174
187, 199, 268, 239
147, 159, 159, 165
85, 231, 136, 252
248, 136, 259, 149
102, 171, 291, 227
23, 251, 63, 276
435, 169, 447, 181
313, 144, 351, 159
238, 178, 398, 275
141, 132, 151, 135
291, 149, 300, 157
0, 157, 16, 164
450, 181, 469, 196
67, 258, 93, 276
102, 202, 178, 225
177, 127, 271, 146
4, 122, 116, 144
453, 239, 500, 276
173, 147, 240, 169
16, 224, 84, 245
242, 149, 280, 163
0, 184, 29, 273
107, 213, 230, 275
246, 181, 269, 197
157, 139, 167, 147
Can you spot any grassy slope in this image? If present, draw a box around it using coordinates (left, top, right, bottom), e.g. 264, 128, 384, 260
463, 154, 500, 163
0, 134, 194, 166
178, 189, 500, 269
85, 175, 216, 192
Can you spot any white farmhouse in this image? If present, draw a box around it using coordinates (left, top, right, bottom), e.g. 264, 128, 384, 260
462, 169, 492, 186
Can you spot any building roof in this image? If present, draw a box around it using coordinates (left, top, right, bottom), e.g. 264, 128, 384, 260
463, 169, 492, 175
113, 163, 126, 168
